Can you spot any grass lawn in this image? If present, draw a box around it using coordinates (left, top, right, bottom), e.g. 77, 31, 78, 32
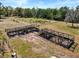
9, 38, 51, 58
16, 17, 79, 35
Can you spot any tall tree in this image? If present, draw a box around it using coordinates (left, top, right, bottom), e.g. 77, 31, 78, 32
15, 7, 23, 17
3, 6, 13, 17
52, 9, 59, 20
59, 6, 69, 20
23, 8, 32, 18
31, 7, 37, 18
65, 9, 76, 27
0, 2, 4, 18
75, 5, 79, 23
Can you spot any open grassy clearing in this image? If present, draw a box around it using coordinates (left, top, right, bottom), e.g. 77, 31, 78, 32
9, 38, 51, 58
9, 35, 79, 58
0, 17, 79, 57
13, 17, 79, 35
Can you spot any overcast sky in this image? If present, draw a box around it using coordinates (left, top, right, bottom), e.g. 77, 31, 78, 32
1, 0, 79, 8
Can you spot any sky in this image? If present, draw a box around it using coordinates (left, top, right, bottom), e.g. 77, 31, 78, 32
1, 0, 79, 8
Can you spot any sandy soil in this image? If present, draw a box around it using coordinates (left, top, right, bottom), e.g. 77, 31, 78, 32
19, 33, 79, 58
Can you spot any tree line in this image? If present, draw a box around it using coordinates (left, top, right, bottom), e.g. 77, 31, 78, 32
0, 3, 79, 27
0, 5, 68, 21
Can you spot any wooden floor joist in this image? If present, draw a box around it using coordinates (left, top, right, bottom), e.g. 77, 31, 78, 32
5, 24, 39, 37
5, 25, 78, 51
39, 29, 77, 50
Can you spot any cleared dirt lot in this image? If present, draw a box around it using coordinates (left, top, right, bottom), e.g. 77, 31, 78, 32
9, 33, 79, 58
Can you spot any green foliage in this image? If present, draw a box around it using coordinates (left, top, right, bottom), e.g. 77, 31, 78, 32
65, 6, 79, 27
0, 5, 68, 21
10, 39, 49, 57
0, 5, 79, 24
23, 8, 32, 18
10, 39, 32, 57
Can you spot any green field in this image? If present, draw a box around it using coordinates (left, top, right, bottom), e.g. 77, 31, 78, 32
16, 17, 79, 35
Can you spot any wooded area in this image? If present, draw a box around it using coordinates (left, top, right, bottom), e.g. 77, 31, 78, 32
0, 2, 79, 27
0, 2, 79, 20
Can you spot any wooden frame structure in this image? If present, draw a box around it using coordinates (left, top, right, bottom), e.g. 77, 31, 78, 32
39, 29, 77, 50
5, 24, 39, 37
5, 25, 78, 51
